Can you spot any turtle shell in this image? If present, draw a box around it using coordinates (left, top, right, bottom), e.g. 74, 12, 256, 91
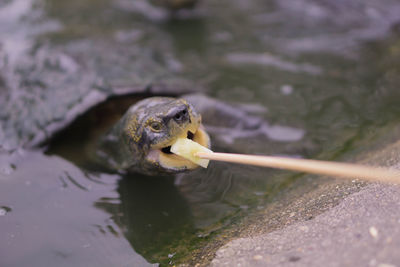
0, 42, 199, 152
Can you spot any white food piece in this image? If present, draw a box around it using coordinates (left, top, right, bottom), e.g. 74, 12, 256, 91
170, 138, 213, 168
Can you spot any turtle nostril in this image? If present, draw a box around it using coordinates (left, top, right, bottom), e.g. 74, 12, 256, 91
175, 113, 182, 120
187, 131, 194, 140
172, 107, 189, 122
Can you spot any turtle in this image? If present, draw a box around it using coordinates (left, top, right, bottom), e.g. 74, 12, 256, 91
45, 91, 270, 176
94, 96, 211, 175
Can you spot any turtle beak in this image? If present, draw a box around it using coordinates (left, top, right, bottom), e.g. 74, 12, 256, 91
147, 124, 211, 172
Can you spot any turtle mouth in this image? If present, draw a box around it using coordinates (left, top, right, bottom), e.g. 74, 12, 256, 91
147, 125, 210, 172
160, 131, 195, 155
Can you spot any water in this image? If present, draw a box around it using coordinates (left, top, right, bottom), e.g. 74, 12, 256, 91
1, 0, 400, 266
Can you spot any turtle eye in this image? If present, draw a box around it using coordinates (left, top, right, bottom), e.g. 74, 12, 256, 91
149, 121, 162, 132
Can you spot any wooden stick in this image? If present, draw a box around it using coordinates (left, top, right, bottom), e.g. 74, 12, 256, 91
196, 152, 400, 184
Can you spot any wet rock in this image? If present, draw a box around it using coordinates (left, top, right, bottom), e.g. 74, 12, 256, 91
210, 124, 400, 267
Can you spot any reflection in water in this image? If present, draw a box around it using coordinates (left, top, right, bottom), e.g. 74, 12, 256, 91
96, 174, 194, 264
93, 162, 292, 265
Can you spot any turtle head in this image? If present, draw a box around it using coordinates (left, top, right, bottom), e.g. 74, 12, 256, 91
120, 97, 210, 174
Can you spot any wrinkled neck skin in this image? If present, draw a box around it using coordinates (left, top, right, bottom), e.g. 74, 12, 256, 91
95, 114, 140, 174
95, 97, 210, 176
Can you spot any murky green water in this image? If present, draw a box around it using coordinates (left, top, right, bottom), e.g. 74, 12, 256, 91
1, 0, 400, 266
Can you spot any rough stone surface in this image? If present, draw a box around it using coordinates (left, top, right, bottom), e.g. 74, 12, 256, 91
211, 183, 400, 267
210, 127, 400, 267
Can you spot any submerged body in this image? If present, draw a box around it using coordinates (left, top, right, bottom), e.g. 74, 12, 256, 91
95, 97, 210, 175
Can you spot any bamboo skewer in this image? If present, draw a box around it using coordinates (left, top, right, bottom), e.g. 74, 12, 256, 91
196, 152, 400, 184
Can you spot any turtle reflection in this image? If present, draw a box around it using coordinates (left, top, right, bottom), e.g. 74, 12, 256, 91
96, 174, 194, 263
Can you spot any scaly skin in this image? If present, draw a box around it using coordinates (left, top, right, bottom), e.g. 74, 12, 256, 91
96, 97, 210, 175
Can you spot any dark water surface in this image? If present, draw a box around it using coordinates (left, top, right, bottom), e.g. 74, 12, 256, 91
1, 0, 400, 266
